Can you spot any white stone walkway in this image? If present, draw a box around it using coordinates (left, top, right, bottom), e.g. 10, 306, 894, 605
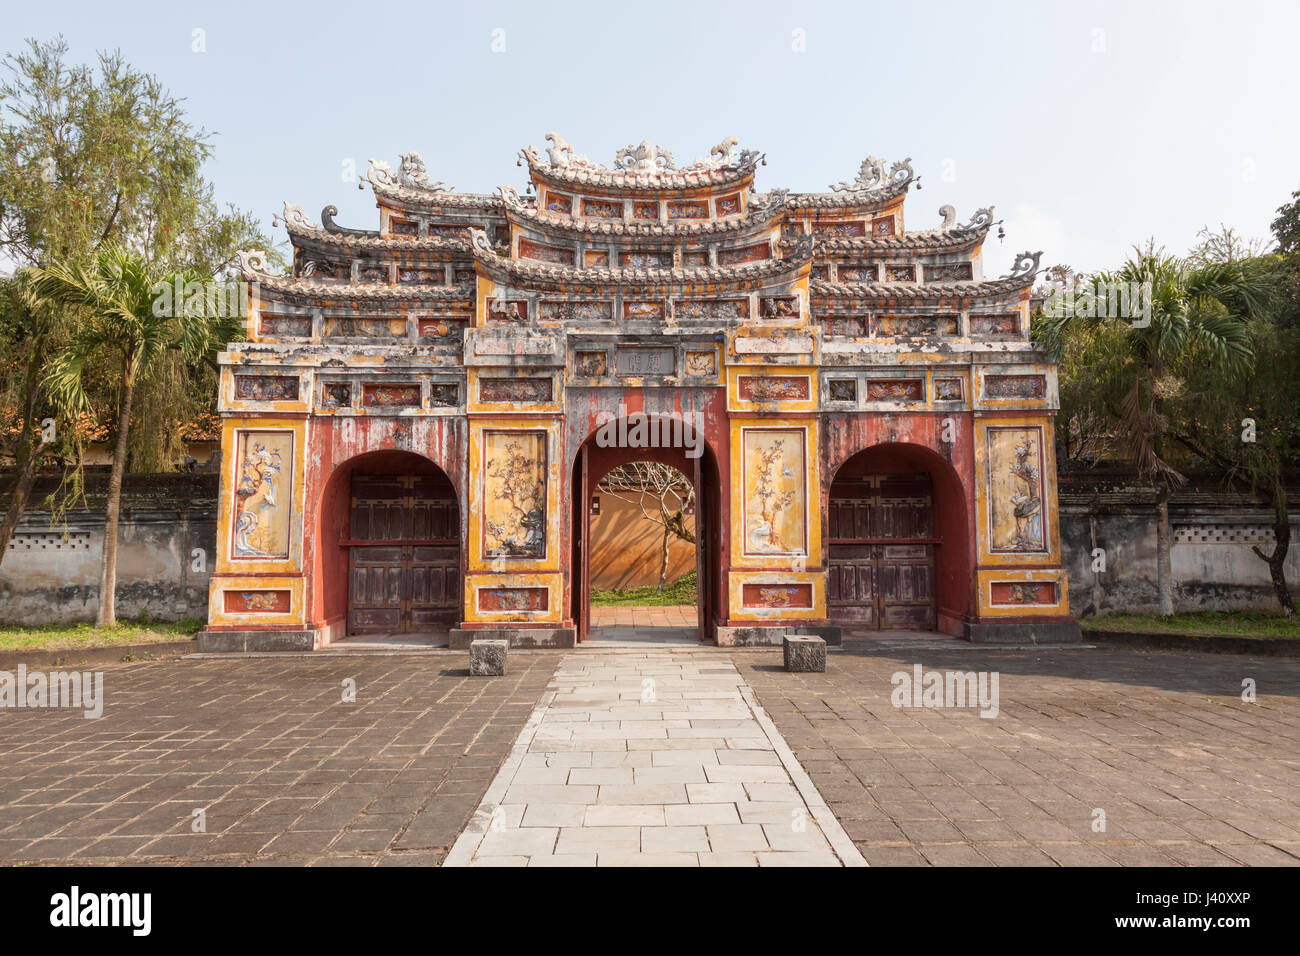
444, 648, 866, 867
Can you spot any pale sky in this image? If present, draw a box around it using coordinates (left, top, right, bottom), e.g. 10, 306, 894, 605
5, 0, 1299, 275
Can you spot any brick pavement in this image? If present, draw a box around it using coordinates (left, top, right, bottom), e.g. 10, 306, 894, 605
3, 639, 1298, 867
444, 648, 864, 866
0, 652, 561, 865
739, 642, 1300, 866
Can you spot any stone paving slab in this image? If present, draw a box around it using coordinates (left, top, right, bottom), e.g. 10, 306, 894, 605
444, 649, 865, 867
739, 643, 1300, 866
0, 653, 562, 866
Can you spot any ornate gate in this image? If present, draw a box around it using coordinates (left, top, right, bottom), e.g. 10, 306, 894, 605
347, 474, 460, 634
827, 473, 936, 629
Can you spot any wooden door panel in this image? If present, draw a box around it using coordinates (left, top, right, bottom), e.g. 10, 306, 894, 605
828, 473, 937, 630
347, 475, 460, 634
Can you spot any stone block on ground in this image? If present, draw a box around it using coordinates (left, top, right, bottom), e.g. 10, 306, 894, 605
470, 639, 509, 676
783, 634, 826, 673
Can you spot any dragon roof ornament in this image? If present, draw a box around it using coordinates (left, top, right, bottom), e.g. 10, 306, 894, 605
520, 133, 763, 176
273, 202, 316, 231
366, 154, 453, 193
831, 155, 915, 194
1006, 251, 1043, 278
234, 250, 276, 277
929, 205, 995, 234
953, 206, 996, 233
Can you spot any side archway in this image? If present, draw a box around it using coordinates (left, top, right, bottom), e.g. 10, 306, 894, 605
311, 449, 461, 641
826, 442, 972, 633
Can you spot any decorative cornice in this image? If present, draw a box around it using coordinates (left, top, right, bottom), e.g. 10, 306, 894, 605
498, 184, 787, 239
467, 227, 810, 292
811, 260, 1039, 301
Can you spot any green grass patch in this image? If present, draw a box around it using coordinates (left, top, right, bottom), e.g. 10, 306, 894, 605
590, 571, 697, 607
1081, 610, 1300, 639
0, 616, 203, 652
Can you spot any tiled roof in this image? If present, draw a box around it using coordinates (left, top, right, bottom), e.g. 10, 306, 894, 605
812, 227, 988, 255
249, 273, 475, 303
500, 187, 787, 239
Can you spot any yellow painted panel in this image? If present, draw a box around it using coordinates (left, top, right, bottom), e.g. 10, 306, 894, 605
727, 570, 826, 622
728, 418, 821, 569
466, 368, 562, 414
207, 575, 306, 627
467, 418, 563, 572
976, 568, 1070, 617
215, 417, 307, 576
973, 415, 1062, 566
462, 572, 562, 624
726, 365, 818, 413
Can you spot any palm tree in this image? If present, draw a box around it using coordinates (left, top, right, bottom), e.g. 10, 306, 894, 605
1036, 242, 1267, 616
25, 244, 230, 626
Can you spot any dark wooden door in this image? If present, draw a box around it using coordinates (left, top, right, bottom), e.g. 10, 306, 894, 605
348, 474, 459, 635
827, 473, 936, 630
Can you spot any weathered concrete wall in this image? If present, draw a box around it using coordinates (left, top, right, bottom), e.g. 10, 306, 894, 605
1059, 468, 1300, 615
0, 472, 216, 625
3, 467, 1297, 624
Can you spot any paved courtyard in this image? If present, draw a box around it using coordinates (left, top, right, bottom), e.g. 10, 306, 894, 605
444, 648, 862, 866
741, 640, 1300, 866
0, 639, 1297, 866
0, 653, 561, 865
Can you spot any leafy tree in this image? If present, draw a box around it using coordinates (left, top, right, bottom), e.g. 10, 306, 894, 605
1036, 242, 1267, 615
0, 36, 273, 570
1170, 205, 1300, 616
27, 244, 236, 625
1174, 308, 1298, 615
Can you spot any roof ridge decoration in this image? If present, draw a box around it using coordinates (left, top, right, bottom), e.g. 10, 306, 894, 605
520, 133, 764, 176
235, 250, 277, 278
830, 155, 915, 195
273, 202, 316, 231
320, 205, 380, 237
930, 205, 995, 234
1006, 251, 1043, 278
366, 154, 454, 194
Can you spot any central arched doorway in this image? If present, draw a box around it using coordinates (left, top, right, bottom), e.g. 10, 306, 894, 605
570, 418, 722, 642
827, 442, 971, 633
316, 450, 461, 639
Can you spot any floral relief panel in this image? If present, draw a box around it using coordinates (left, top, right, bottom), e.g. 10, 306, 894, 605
232, 430, 293, 559
483, 431, 548, 559
742, 428, 807, 557
987, 426, 1047, 553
